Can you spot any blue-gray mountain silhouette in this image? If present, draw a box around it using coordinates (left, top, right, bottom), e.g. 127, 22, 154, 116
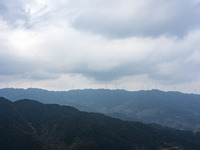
1, 88, 200, 131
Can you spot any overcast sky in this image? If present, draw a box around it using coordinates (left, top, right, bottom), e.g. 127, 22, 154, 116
0, 0, 200, 93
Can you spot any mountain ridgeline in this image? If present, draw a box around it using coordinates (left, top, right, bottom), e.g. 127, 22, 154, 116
1, 97, 200, 150
1, 88, 200, 131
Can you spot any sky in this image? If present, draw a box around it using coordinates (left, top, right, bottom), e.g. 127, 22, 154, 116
0, 0, 200, 93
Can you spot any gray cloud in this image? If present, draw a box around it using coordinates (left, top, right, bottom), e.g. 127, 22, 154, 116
0, 0, 29, 27
71, 0, 200, 38
2, 0, 200, 38
69, 53, 200, 85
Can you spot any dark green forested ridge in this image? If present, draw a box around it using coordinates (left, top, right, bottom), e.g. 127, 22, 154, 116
0, 97, 200, 150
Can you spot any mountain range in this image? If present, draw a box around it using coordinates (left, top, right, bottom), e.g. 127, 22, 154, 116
1, 97, 200, 150
0, 88, 200, 131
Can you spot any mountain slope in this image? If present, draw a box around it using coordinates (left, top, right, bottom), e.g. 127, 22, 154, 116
0, 97, 45, 150
1, 97, 200, 150
1, 88, 200, 131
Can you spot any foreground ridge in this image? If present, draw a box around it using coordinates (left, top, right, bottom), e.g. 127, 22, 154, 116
0, 97, 200, 150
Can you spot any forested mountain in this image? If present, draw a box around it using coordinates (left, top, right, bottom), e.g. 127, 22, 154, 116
1, 97, 200, 150
1, 88, 200, 131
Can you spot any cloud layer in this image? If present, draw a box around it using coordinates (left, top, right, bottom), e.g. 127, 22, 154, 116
71, 0, 200, 38
0, 0, 200, 93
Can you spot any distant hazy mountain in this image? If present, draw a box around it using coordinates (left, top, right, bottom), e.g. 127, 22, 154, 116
1, 97, 200, 150
1, 88, 200, 131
